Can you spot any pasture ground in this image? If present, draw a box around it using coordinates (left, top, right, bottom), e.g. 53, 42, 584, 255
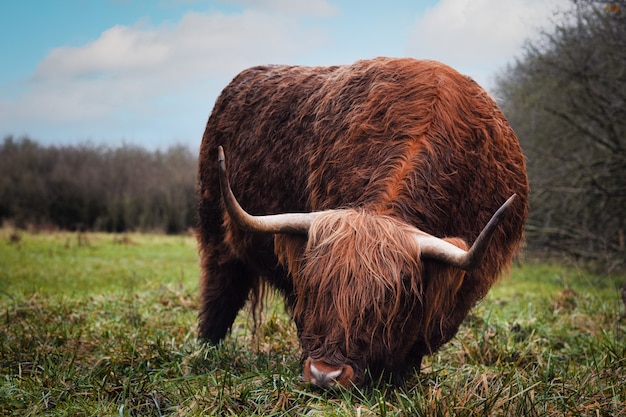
0, 229, 625, 416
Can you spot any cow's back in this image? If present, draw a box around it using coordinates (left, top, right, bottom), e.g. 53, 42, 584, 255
198, 58, 528, 308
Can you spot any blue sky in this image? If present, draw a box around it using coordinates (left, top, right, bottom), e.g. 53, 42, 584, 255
0, 0, 568, 150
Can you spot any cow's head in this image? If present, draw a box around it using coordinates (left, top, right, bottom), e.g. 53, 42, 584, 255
217, 146, 516, 388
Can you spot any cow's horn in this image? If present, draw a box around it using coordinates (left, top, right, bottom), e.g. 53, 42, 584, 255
218, 146, 323, 234
416, 194, 517, 270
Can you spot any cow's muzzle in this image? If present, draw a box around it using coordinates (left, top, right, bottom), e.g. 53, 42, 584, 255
303, 357, 355, 388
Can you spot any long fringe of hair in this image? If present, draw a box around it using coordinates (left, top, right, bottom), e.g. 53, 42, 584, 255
275, 209, 469, 363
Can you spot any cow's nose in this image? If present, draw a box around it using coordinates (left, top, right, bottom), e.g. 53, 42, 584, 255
303, 357, 355, 388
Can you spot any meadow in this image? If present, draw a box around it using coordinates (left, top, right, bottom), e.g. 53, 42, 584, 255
0, 229, 624, 416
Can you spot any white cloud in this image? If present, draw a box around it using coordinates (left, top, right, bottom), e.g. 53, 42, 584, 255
33, 9, 326, 99
1, 8, 330, 145
407, 0, 569, 87
35, 23, 170, 80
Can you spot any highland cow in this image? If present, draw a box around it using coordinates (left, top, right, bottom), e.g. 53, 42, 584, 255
196, 57, 529, 388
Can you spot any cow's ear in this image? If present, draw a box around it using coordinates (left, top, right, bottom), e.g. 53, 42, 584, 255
274, 234, 307, 275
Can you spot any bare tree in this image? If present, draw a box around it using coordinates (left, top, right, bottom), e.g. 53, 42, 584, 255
496, 1, 626, 271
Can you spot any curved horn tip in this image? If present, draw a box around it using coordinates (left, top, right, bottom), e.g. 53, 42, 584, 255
490, 194, 518, 223
415, 193, 520, 270
463, 193, 519, 268
214, 144, 318, 235
504, 193, 517, 208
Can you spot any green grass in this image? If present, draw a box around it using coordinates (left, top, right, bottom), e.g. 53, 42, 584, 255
1, 229, 625, 416
0, 230, 197, 297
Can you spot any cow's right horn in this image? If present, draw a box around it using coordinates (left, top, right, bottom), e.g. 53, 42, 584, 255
218, 146, 325, 235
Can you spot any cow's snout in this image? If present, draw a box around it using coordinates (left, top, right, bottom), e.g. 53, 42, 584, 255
303, 358, 355, 388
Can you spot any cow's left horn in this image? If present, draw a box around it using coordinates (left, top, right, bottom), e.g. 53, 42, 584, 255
218, 146, 324, 234
416, 194, 517, 270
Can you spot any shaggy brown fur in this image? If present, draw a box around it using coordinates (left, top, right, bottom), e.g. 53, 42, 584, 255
276, 210, 469, 382
196, 57, 529, 386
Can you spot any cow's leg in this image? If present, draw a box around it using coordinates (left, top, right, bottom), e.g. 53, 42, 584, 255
197, 250, 258, 343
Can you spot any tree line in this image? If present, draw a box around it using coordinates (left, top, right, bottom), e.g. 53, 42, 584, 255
0, 136, 197, 234
495, 0, 625, 271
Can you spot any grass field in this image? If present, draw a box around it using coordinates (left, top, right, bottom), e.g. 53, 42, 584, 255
1, 229, 625, 416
